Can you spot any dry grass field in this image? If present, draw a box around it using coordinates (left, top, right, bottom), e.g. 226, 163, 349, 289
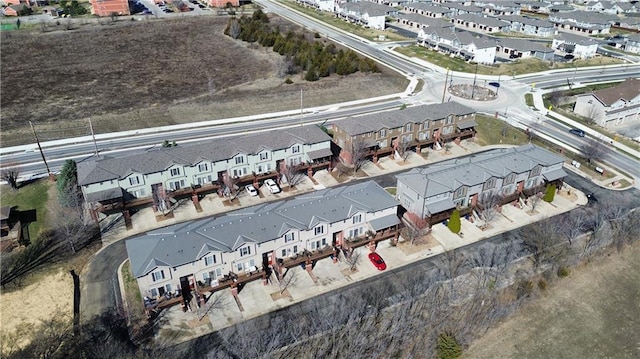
0, 16, 406, 146
466, 242, 640, 359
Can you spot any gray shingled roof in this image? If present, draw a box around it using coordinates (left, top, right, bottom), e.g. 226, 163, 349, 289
454, 13, 511, 28
398, 13, 454, 28
334, 101, 475, 136
497, 38, 553, 53
77, 125, 331, 186
341, 1, 395, 16
126, 180, 399, 277
498, 14, 554, 28
555, 32, 601, 46
395, 144, 565, 198
406, 3, 453, 14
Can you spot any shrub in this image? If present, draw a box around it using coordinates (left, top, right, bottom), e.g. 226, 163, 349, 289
448, 210, 461, 234
557, 266, 570, 277
542, 183, 556, 202
516, 279, 534, 298
436, 332, 462, 359
284, 77, 293, 84
538, 279, 547, 291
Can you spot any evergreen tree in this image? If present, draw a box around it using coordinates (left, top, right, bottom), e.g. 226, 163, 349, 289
447, 209, 461, 234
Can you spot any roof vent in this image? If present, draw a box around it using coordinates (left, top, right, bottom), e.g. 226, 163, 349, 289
203, 229, 206, 232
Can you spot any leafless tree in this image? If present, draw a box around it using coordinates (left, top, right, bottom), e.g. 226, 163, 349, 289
557, 209, 589, 246
228, 17, 241, 39
345, 248, 361, 272
350, 138, 370, 174
1, 162, 20, 190
478, 191, 502, 223
528, 191, 542, 212
444, 142, 453, 154
222, 172, 239, 201
335, 162, 351, 179
281, 161, 305, 188
278, 269, 297, 295
398, 138, 412, 162
197, 291, 231, 321
580, 138, 608, 164
583, 104, 599, 125
435, 249, 467, 296
519, 220, 565, 268
276, 55, 295, 79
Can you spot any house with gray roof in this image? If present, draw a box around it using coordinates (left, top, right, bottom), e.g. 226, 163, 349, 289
622, 33, 640, 54
451, 13, 512, 33
330, 101, 476, 164
404, 3, 454, 18
441, 1, 483, 16
552, 31, 600, 58
496, 38, 555, 60
395, 144, 567, 224
126, 180, 400, 298
476, 0, 521, 16
78, 125, 333, 215
397, 12, 454, 30
295, 0, 334, 12
549, 10, 616, 34
586, 1, 637, 15
573, 78, 640, 127
497, 14, 556, 37
417, 27, 497, 64
336, 1, 397, 29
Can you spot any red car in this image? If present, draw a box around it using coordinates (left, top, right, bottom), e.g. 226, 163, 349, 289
368, 252, 387, 271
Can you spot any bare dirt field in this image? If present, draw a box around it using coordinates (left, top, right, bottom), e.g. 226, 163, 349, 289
0, 16, 406, 147
466, 242, 640, 359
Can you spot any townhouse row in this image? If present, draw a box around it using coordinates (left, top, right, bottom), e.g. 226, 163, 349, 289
127, 143, 568, 299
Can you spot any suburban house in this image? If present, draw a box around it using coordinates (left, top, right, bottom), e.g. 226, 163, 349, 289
622, 34, 640, 54
330, 102, 477, 165
450, 13, 512, 33
615, 17, 640, 31
548, 10, 616, 34
403, 3, 453, 18
517, 0, 553, 13
417, 27, 497, 64
497, 14, 556, 37
207, 0, 239, 7
336, 1, 397, 29
442, 2, 483, 16
91, 0, 130, 16
126, 180, 401, 299
77, 125, 333, 221
495, 38, 555, 60
573, 78, 640, 127
395, 144, 567, 225
585, 0, 637, 14
296, 0, 334, 12
476, 0, 521, 16
552, 32, 600, 58
397, 13, 454, 31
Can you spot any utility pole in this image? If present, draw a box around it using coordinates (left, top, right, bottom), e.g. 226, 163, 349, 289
441, 67, 450, 103
29, 121, 54, 181
89, 118, 99, 157
300, 88, 304, 126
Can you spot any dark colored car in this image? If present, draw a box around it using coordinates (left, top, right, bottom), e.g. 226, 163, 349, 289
488, 81, 500, 88
368, 252, 387, 271
586, 193, 598, 204
564, 54, 575, 60
569, 128, 586, 137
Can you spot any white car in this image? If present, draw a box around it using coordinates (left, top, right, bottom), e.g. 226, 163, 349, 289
264, 179, 280, 194
245, 184, 258, 197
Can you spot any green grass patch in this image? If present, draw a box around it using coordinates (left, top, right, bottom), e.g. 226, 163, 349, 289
394, 45, 624, 74
278, 0, 408, 42
0, 180, 50, 237
121, 260, 146, 324
385, 187, 397, 196
474, 115, 530, 146
524, 93, 534, 107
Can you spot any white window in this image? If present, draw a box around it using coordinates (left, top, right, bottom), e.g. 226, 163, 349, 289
152, 270, 165, 282
504, 173, 516, 185
311, 238, 327, 249
169, 180, 183, 191
170, 168, 180, 176
314, 225, 324, 235
233, 168, 247, 177
259, 152, 269, 161
446, 115, 454, 125
129, 176, 140, 186
405, 123, 412, 132
198, 163, 209, 172
239, 246, 251, 257
454, 186, 467, 199
237, 259, 256, 272
419, 131, 430, 141
379, 129, 387, 138
204, 255, 217, 266
292, 145, 301, 154
530, 165, 541, 177
235, 156, 245, 165
352, 214, 362, 224
150, 288, 158, 297
402, 134, 413, 143
282, 245, 298, 257
197, 175, 212, 185
284, 232, 295, 243
348, 227, 363, 239
483, 177, 496, 190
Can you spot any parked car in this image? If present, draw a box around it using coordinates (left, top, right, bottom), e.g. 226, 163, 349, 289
245, 184, 258, 197
368, 252, 387, 271
569, 128, 586, 137
488, 81, 500, 88
264, 179, 280, 194
586, 193, 598, 204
